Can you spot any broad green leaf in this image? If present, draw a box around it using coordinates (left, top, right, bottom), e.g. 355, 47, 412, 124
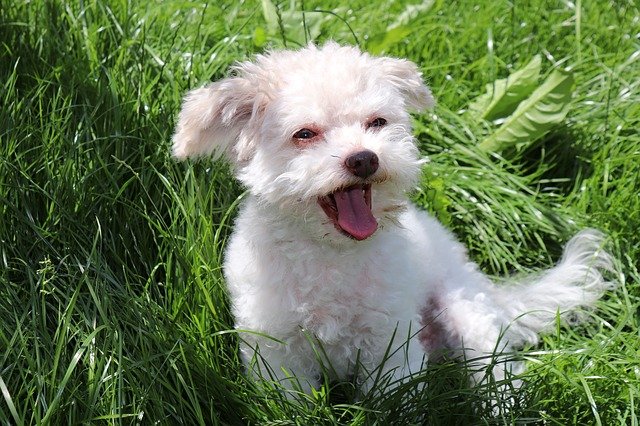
368, 26, 413, 55
478, 69, 574, 153
260, 0, 279, 34
369, 0, 435, 54
388, 0, 436, 30
259, 0, 327, 46
279, 10, 324, 45
468, 55, 542, 121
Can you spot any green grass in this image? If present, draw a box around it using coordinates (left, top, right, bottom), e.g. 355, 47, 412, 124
1, 0, 638, 423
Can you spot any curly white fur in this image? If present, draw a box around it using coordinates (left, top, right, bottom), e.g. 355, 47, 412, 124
172, 43, 613, 397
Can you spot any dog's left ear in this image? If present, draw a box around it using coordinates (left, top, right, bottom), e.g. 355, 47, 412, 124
377, 57, 435, 112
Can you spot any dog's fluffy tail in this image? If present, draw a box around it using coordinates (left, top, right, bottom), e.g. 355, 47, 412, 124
495, 229, 615, 347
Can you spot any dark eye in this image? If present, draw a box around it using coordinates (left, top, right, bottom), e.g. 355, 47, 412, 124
367, 117, 387, 129
293, 128, 317, 140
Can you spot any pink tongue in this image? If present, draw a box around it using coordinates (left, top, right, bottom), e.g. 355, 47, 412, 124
333, 187, 378, 240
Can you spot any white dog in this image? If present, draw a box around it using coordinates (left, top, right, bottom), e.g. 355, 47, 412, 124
172, 43, 613, 398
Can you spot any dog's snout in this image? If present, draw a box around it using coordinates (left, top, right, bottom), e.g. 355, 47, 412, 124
344, 150, 379, 179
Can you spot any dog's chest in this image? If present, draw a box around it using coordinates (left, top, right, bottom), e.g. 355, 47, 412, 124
289, 258, 393, 345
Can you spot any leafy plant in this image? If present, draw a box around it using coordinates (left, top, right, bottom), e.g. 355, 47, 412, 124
478, 68, 575, 153
463, 55, 575, 153
467, 55, 542, 121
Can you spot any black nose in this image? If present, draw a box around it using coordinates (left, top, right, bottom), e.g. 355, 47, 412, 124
344, 150, 379, 178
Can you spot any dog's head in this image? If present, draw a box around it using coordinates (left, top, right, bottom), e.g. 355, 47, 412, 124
172, 43, 433, 242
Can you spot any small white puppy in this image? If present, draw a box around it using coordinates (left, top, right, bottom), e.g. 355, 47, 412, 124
172, 43, 612, 396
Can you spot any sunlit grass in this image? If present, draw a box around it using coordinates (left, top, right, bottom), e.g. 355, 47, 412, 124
1, 0, 638, 423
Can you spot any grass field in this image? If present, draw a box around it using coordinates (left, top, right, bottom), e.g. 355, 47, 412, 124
1, 0, 639, 424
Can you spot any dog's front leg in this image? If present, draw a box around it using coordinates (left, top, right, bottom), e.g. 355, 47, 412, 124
240, 334, 322, 398
358, 323, 428, 395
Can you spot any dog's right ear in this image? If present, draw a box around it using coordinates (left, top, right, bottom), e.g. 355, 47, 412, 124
376, 57, 435, 113
172, 74, 265, 162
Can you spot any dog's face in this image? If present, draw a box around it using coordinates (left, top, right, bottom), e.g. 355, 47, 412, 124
173, 43, 433, 243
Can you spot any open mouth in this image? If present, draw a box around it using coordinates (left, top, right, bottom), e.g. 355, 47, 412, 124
318, 184, 378, 240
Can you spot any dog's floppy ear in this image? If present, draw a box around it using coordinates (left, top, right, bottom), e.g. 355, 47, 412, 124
377, 57, 435, 112
172, 72, 267, 162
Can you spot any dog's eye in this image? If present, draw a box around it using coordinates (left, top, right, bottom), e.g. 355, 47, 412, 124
293, 128, 318, 140
367, 117, 387, 129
